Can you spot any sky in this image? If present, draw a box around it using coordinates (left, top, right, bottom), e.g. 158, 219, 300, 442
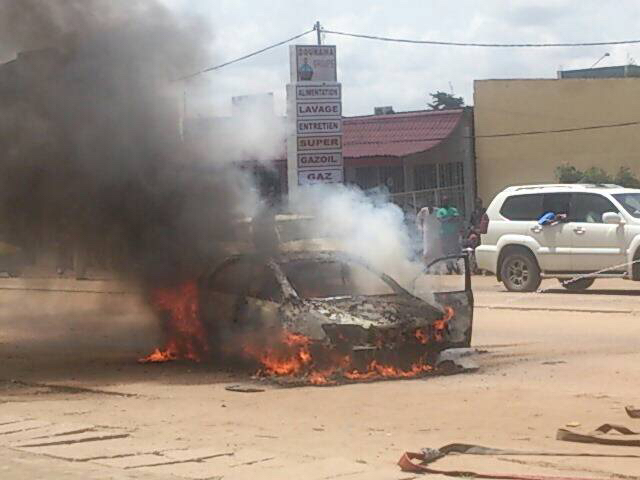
173, 0, 640, 117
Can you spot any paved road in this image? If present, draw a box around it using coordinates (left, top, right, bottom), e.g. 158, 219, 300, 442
473, 276, 640, 313
0, 277, 639, 479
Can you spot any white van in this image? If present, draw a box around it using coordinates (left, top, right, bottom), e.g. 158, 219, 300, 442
475, 184, 640, 291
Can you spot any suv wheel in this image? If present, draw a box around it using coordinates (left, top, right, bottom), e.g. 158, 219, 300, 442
500, 250, 541, 292
559, 278, 594, 291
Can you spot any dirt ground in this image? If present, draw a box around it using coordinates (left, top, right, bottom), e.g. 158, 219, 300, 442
0, 275, 639, 479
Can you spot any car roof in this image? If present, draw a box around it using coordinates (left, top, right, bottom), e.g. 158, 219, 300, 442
224, 249, 362, 265
234, 213, 314, 224
500, 184, 640, 195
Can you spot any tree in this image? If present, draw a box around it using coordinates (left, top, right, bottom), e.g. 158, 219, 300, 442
614, 166, 640, 188
428, 91, 464, 110
555, 163, 583, 183
555, 163, 640, 187
581, 167, 612, 184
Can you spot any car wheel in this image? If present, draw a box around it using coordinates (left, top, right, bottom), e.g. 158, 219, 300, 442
559, 278, 595, 291
500, 250, 541, 292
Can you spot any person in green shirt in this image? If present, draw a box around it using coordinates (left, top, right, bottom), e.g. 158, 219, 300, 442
436, 196, 461, 256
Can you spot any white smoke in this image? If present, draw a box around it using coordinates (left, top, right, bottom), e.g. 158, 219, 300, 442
289, 184, 428, 298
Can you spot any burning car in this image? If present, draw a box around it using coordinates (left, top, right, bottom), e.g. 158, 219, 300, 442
139, 211, 474, 384
196, 248, 473, 384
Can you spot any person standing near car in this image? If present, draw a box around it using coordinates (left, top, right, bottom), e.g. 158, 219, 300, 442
469, 197, 486, 234
415, 205, 439, 264
436, 196, 461, 256
437, 196, 462, 273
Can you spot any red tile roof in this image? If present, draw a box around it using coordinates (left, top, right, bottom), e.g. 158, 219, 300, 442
342, 109, 463, 159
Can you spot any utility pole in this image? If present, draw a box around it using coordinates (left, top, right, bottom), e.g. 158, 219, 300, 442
315, 21, 322, 45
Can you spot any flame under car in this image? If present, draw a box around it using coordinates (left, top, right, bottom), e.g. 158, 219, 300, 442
198, 250, 473, 383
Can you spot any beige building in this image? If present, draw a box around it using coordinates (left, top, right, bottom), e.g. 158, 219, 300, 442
474, 76, 640, 202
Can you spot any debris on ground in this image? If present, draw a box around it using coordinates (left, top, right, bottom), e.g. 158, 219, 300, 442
398, 442, 640, 479
435, 348, 479, 374
225, 385, 266, 393
626, 405, 640, 418
557, 423, 640, 446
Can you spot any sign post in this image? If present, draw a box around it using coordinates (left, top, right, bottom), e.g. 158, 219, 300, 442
286, 45, 343, 197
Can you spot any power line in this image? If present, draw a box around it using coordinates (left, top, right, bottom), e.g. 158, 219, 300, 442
178, 28, 315, 80
343, 119, 640, 146
477, 119, 640, 137
322, 28, 640, 48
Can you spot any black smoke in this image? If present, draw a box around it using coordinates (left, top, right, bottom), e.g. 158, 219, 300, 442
0, 0, 254, 285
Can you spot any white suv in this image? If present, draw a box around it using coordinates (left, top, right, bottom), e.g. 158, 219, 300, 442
476, 184, 640, 292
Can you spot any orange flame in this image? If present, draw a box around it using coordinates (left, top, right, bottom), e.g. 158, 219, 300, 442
433, 306, 454, 342
415, 329, 429, 344
344, 360, 432, 381
139, 283, 456, 386
138, 280, 209, 363
245, 306, 454, 384
242, 331, 313, 376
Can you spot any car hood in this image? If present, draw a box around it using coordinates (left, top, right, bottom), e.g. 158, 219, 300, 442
283, 295, 443, 338
299, 294, 443, 330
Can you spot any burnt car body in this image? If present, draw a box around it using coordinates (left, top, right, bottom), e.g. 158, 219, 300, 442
199, 248, 473, 369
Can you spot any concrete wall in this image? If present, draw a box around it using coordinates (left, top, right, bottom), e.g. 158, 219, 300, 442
474, 78, 640, 203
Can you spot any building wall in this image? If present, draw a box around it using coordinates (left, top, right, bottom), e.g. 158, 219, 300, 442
344, 108, 476, 216
474, 78, 640, 203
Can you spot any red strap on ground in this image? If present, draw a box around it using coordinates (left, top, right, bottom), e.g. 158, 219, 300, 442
398, 451, 607, 480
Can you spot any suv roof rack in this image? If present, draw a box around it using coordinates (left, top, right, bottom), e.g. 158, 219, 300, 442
511, 183, 622, 191
581, 183, 621, 188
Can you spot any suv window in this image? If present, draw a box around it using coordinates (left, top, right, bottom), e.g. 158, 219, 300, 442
613, 193, 640, 218
571, 193, 619, 223
500, 194, 544, 220
542, 193, 571, 216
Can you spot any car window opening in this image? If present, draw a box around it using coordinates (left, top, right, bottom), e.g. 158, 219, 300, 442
613, 193, 640, 219
282, 260, 395, 298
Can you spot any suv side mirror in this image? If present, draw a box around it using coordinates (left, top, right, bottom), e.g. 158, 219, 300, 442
602, 212, 624, 224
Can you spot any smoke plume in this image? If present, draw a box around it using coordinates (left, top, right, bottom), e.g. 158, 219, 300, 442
0, 0, 435, 296
0, 0, 257, 286
291, 185, 428, 299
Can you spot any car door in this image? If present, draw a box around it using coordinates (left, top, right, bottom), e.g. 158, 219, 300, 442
497, 192, 571, 271
568, 193, 627, 272
202, 257, 253, 334
531, 193, 573, 271
424, 254, 473, 347
235, 263, 285, 333
533, 192, 572, 272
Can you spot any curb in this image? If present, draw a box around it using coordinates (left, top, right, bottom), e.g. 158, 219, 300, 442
475, 304, 636, 314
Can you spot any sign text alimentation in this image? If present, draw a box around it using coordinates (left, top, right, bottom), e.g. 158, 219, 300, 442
296, 85, 341, 100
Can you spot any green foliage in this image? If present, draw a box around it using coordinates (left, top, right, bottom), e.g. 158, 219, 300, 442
555, 163, 640, 188
428, 91, 464, 110
614, 166, 640, 188
555, 163, 583, 183
581, 167, 612, 184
